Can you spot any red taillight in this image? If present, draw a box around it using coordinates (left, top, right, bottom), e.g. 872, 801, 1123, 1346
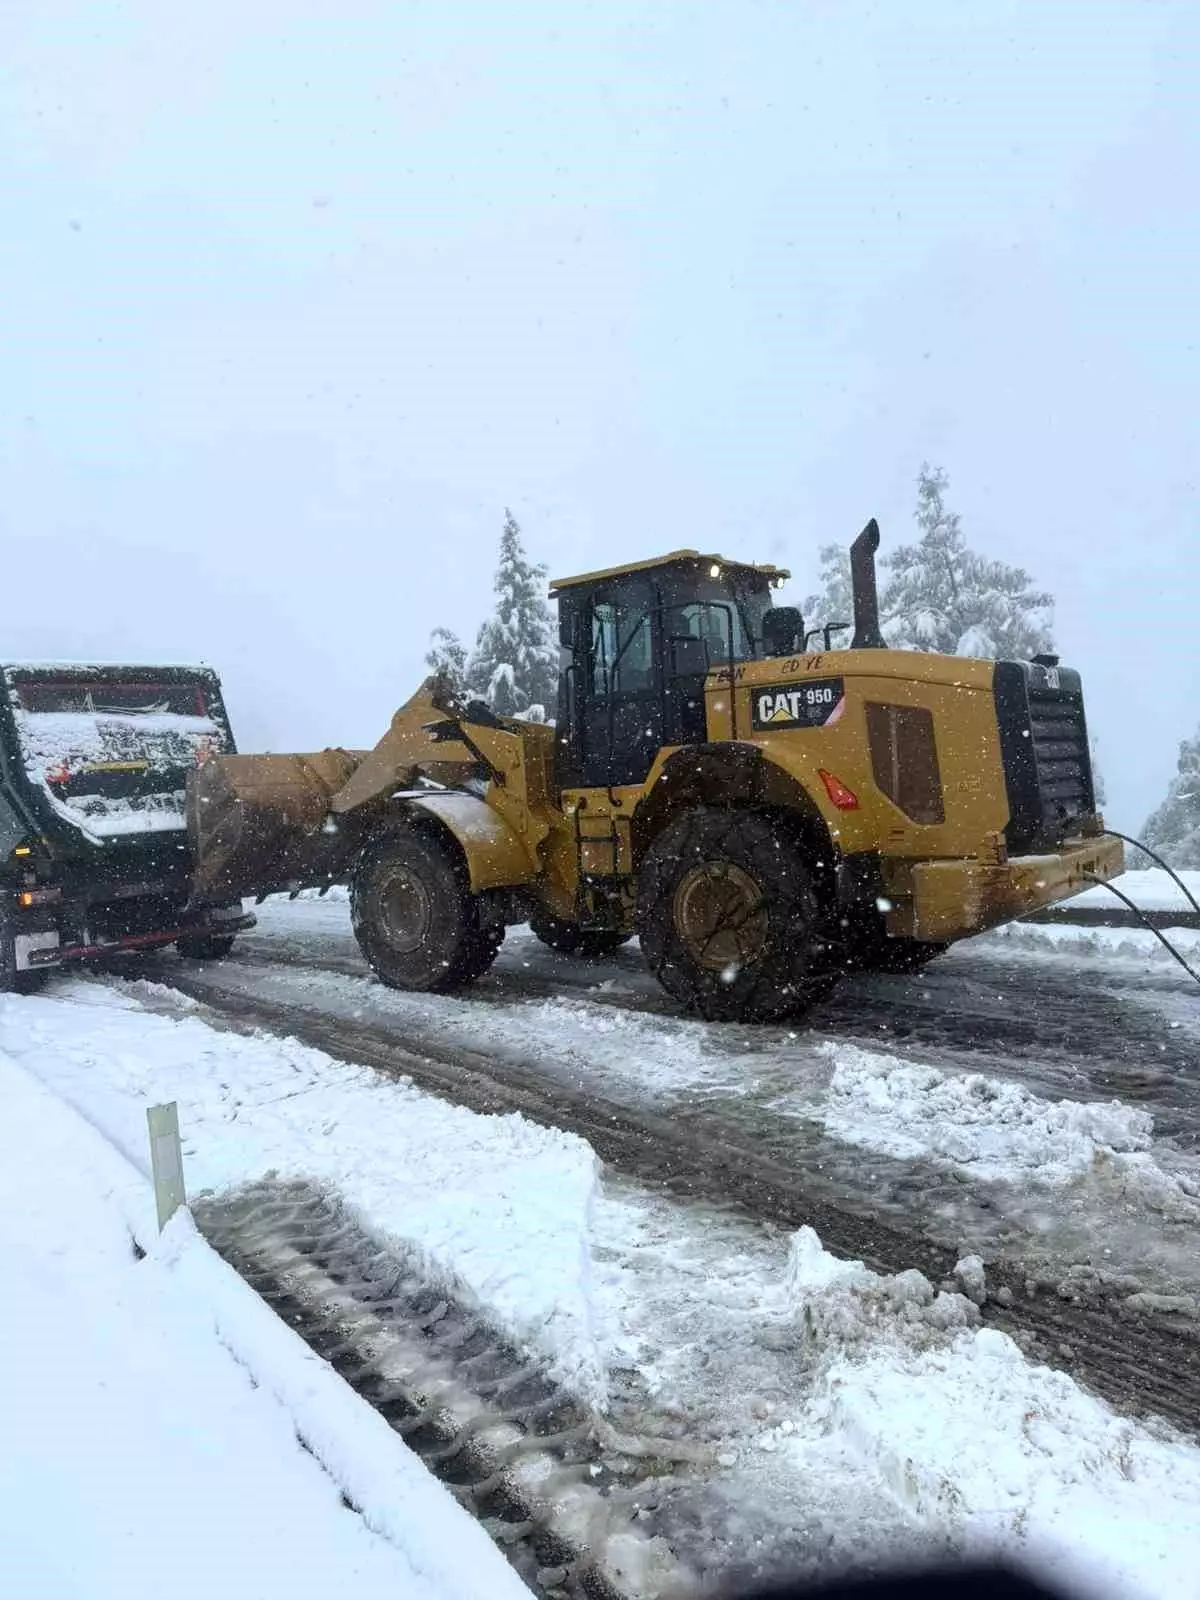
819, 768, 860, 810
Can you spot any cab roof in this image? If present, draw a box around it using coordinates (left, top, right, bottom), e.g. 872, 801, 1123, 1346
548, 549, 790, 593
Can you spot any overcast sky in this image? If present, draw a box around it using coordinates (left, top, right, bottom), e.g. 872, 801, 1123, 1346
2, 1, 1196, 830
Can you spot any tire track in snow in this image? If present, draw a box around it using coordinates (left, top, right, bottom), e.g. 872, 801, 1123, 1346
219, 935, 1200, 1144
156, 965, 1200, 1435
198, 1181, 691, 1600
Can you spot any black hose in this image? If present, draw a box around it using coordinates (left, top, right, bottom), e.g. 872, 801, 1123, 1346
1080, 872, 1200, 989
1103, 830, 1200, 920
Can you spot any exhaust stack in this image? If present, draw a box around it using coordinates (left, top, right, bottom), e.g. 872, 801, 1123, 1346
850, 518, 885, 650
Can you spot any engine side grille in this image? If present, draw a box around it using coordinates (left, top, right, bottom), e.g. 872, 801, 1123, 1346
1028, 688, 1090, 813
994, 661, 1097, 853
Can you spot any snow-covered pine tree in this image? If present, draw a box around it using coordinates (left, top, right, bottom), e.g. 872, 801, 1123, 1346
486, 662, 521, 717
1141, 726, 1200, 868
881, 464, 1054, 660
466, 509, 558, 717
424, 626, 468, 695
801, 545, 855, 642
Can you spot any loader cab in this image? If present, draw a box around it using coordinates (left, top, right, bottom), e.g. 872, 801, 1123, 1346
550, 550, 788, 789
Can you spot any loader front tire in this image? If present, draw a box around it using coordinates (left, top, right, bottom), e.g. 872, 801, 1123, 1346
529, 911, 631, 960
636, 807, 837, 1023
351, 828, 500, 993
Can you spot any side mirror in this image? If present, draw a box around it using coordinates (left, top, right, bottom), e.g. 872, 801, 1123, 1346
762, 606, 804, 658
668, 635, 710, 678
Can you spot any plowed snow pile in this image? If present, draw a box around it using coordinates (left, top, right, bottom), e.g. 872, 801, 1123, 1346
821, 1042, 1200, 1213
774, 1228, 1200, 1600
987, 921, 1200, 963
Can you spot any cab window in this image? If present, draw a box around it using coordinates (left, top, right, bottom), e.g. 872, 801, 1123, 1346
669, 601, 745, 666
590, 601, 654, 695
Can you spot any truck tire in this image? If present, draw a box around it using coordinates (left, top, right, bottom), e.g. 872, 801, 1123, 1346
528, 911, 631, 960
176, 933, 237, 961
0, 916, 48, 994
0, 969, 48, 995
351, 827, 501, 992
636, 806, 837, 1022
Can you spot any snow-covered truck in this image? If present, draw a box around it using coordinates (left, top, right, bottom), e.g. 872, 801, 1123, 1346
0, 663, 254, 990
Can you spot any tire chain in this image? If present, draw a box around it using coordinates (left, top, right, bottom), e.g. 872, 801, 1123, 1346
195, 1180, 694, 1600
638, 807, 837, 1021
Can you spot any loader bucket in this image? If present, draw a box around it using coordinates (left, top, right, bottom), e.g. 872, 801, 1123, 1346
187, 747, 365, 904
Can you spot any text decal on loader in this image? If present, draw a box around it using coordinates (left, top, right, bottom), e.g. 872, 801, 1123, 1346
751, 677, 846, 730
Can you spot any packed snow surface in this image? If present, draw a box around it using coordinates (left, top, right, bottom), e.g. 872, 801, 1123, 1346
0, 1048, 527, 1600
6, 976, 1200, 1597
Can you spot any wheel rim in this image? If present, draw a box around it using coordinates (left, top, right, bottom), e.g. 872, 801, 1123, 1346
378, 869, 432, 954
673, 861, 768, 973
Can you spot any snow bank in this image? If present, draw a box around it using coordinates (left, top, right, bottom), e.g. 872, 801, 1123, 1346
771, 1228, 1200, 1600
0, 982, 608, 1403
819, 1042, 1200, 1216
986, 919, 1200, 964
1066, 868, 1200, 915
0, 1051, 527, 1600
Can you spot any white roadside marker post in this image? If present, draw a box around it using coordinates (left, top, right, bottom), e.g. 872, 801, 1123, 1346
147, 1101, 186, 1232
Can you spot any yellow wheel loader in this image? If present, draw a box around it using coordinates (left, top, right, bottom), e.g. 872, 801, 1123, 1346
187, 522, 1122, 1022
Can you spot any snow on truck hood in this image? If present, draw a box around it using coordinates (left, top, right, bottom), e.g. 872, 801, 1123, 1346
13, 708, 224, 841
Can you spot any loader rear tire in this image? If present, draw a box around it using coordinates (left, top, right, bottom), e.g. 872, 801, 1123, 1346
351, 828, 500, 993
529, 911, 631, 960
636, 806, 837, 1023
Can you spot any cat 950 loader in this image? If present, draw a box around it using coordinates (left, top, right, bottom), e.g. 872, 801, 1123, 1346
187, 521, 1122, 1021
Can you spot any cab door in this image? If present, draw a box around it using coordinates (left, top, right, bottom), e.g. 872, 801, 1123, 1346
660, 595, 743, 748
575, 576, 663, 787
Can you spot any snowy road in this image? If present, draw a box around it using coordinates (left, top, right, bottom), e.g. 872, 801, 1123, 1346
112, 896, 1200, 1430
8, 966, 1200, 1599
